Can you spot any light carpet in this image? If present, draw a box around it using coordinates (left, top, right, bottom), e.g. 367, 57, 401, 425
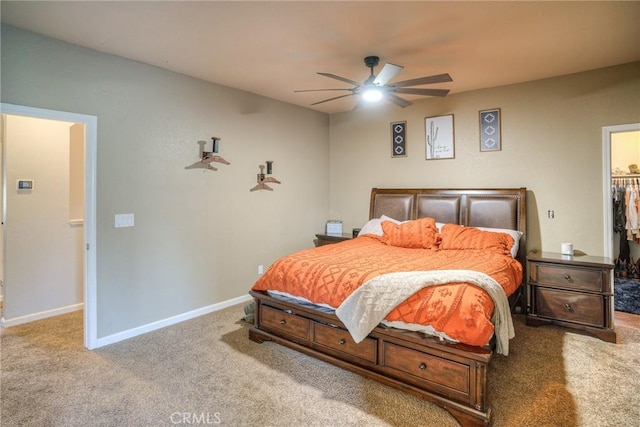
1, 305, 639, 426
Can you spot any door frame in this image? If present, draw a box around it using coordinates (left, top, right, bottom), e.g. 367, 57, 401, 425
602, 122, 640, 259
1, 103, 98, 349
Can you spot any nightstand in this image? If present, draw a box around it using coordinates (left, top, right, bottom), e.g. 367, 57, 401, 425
314, 233, 353, 247
527, 252, 616, 343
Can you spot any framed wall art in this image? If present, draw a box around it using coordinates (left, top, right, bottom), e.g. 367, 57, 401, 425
425, 114, 454, 160
391, 121, 407, 157
479, 108, 501, 152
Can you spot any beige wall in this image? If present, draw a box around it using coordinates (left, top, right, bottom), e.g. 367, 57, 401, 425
69, 123, 85, 221
329, 62, 640, 257
1, 117, 4, 291
3, 115, 83, 319
612, 131, 640, 175
1, 25, 330, 337
2, 24, 638, 339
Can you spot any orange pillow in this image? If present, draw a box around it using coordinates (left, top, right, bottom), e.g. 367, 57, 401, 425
380, 217, 441, 249
440, 223, 513, 255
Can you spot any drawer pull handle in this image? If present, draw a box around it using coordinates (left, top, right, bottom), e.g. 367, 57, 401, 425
563, 303, 573, 312
338, 339, 346, 345
418, 363, 427, 370
279, 319, 286, 325
284, 309, 293, 314
564, 274, 572, 281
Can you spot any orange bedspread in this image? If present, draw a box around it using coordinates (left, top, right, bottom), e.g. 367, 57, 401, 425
252, 235, 523, 347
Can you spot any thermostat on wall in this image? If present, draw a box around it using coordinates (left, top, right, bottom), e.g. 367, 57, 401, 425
17, 179, 34, 190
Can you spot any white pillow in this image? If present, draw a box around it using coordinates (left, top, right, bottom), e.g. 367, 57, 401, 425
357, 215, 401, 237
381, 215, 402, 224
475, 227, 524, 258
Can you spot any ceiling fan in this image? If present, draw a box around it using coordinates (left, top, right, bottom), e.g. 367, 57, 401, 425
295, 56, 452, 108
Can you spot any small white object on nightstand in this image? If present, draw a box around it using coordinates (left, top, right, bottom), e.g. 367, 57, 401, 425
326, 220, 343, 236
561, 242, 573, 255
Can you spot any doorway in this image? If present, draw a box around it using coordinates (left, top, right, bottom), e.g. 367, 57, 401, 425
602, 123, 640, 318
0, 103, 97, 349
603, 123, 640, 258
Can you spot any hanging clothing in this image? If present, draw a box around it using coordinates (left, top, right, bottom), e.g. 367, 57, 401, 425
612, 178, 640, 256
613, 184, 626, 233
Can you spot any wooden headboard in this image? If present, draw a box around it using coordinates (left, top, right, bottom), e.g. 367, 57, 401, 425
369, 187, 527, 260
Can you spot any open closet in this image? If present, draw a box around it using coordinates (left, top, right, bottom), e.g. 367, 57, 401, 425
611, 129, 640, 316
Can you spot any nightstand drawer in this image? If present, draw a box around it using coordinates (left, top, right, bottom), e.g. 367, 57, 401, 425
260, 305, 310, 341
313, 322, 377, 363
532, 263, 604, 292
535, 287, 604, 327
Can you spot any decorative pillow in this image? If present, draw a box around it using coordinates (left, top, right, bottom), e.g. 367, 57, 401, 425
475, 227, 523, 258
380, 217, 440, 249
357, 215, 401, 237
440, 223, 513, 256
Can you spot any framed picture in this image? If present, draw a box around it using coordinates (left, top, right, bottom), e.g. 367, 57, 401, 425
391, 121, 407, 157
425, 114, 454, 160
479, 108, 501, 152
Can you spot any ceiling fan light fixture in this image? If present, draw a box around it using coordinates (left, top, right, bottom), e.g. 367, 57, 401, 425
362, 87, 383, 102
296, 55, 452, 109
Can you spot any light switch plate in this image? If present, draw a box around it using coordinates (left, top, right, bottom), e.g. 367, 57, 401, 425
115, 213, 134, 228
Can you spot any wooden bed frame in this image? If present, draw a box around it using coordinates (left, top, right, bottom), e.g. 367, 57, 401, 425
249, 188, 527, 427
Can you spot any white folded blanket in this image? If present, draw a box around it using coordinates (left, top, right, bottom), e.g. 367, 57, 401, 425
335, 269, 515, 355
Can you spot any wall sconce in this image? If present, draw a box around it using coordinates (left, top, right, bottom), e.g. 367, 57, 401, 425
250, 161, 281, 192
201, 137, 230, 167
185, 137, 230, 171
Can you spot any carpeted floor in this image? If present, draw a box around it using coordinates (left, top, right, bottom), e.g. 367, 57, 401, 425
615, 278, 640, 315
1, 305, 639, 426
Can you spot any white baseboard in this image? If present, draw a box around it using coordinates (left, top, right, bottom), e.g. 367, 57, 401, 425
94, 294, 253, 349
1, 302, 84, 328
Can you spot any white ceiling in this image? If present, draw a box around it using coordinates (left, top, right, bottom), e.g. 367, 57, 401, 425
2, 1, 639, 114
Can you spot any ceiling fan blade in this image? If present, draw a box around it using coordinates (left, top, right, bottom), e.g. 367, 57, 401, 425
373, 63, 403, 86
384, 93, 413, 108
311, 93, 355, 106
394, 88, 450, 97
392, 73, 453, 88
317, 72, 361, 86
294, 89, 353, 93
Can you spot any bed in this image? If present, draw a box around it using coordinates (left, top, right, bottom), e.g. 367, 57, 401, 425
248, 188, 527, 426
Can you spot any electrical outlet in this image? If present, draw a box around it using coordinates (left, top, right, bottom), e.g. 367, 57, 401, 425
258, 265, 264, 275
547, 210, 555, 219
